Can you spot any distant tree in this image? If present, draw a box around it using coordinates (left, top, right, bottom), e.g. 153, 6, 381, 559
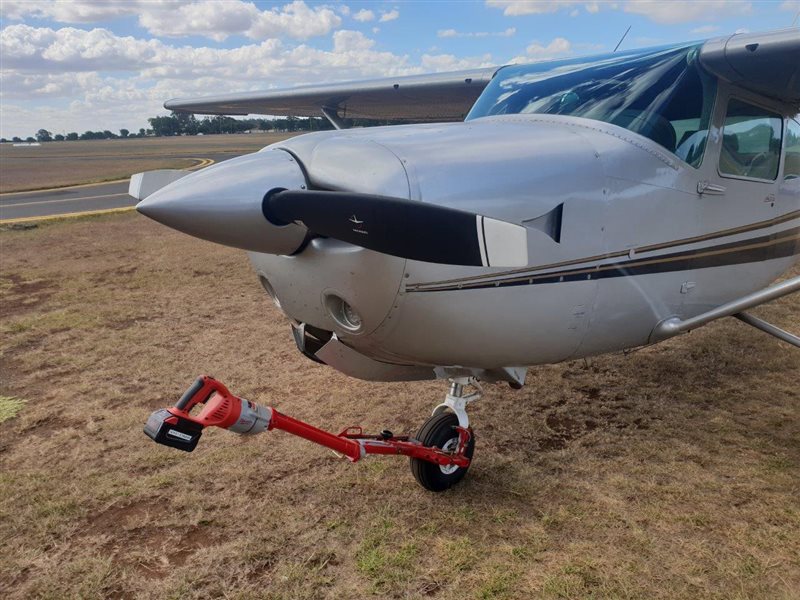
119, 128, 129, 138
35, 129, 53, 142
66, 132, 78, 141
12, 136, 22, 142
102, 130, 117, 139
0, 138, 7, 143
25, 137, 36, 143
139, 128, 146, 137
54, 133, 65, 141
148, 115, 180, 136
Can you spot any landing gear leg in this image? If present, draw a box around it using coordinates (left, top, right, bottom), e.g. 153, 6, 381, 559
410, 378, 481, 492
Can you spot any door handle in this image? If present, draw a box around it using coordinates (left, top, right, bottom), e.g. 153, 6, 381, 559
697, 180, 726, 195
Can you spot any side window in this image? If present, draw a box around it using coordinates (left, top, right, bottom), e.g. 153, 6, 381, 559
719, 98, 782, 180
785, 118, 800, 180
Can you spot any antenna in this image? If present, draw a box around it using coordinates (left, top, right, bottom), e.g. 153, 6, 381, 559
614, 25, 631, 52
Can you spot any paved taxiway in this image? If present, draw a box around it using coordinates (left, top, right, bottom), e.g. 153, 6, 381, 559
0, 152, 240, 222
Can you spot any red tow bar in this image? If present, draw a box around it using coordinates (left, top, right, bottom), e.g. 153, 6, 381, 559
144, 375, 471, 469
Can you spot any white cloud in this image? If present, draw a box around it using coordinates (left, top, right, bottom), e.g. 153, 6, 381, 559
623, 1, 752, 25
487, 0, 754, 24
486, 1, 597, 16
420, 53, 494, 72
526, 37, 572, 58
437, 27, 516, 38
2, 0, 342, 42
6, 23, 517, 137
0, 0, 174, 23
379, 9, 400, 22
353, 9, 375, 22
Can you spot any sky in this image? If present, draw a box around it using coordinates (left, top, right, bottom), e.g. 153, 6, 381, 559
1, 0, 798, 139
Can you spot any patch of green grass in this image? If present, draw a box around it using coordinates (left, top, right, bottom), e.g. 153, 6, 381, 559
477, 566, 520, 599
542, 561, 601, 599
440, 536, 477, 572
764, 454, 793, 472
355, 517, 419, 592
0, 396, 26, 423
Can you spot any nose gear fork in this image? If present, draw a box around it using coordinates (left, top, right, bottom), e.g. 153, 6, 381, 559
431, 377, 483, 428
409, 377, 481, 491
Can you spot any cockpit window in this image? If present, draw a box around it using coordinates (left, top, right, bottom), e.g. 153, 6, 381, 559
467, 44, 716, 167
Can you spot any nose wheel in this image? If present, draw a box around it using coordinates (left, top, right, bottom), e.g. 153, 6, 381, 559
410, 411, 475, 491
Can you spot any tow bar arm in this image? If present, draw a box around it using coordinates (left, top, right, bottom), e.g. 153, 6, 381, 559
144, 375, 471, 469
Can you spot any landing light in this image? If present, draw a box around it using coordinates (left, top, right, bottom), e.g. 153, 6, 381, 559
324, 293, 363, 333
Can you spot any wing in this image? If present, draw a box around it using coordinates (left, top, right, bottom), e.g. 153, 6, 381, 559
163, 67, 500, 122
700, 28, 800, 108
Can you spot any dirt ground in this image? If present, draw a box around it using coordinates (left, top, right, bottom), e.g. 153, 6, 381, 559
0, 134, 294, 193
1, 213, 799, 599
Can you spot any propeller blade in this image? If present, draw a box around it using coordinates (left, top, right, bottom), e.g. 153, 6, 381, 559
265, 190, 528, 267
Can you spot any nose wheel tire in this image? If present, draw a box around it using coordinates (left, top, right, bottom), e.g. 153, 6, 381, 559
410, 412, 474, 492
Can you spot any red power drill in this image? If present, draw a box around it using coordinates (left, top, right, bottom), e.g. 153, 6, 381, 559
144, 376, 271, 452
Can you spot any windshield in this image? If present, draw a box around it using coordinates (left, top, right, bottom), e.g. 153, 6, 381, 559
467, 44, 717, 167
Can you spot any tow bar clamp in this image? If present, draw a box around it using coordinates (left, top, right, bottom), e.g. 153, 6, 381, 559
144, 375, 472, 469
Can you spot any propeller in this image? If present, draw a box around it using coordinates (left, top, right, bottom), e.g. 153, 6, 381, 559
264, 189, 528, 267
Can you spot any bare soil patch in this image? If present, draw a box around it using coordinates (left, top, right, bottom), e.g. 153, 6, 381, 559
0, 133, 296, 193
0, 213, 798, 599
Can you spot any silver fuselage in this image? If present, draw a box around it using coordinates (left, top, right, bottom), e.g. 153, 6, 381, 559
249, 78, 799, 380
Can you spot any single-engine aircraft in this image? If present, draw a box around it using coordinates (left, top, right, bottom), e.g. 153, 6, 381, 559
135, 28, 800, 491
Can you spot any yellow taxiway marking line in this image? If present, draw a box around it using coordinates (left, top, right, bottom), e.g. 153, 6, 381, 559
0, 206, 136, 224
1, 192, 128, 209
0, 157, 215, 197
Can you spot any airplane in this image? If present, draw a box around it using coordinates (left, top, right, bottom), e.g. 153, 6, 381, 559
134, 28, 800, 491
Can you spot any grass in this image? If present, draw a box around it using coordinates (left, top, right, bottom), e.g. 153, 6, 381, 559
0, 396, 25, 423
0, 212, 798, 598
0, 133, 296, 193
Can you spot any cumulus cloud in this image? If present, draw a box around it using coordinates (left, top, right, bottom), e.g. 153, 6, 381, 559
6, 22, 511, 136
0, 0, 173, 23
379, 9, 400, 22
419, 53, 495, 72
486, 1, 600, 16
437, 27, 516, 38
2, 0, 342, 42
526, 37, 572, 58
487, 0, 753, 23
353, 9, 375, 22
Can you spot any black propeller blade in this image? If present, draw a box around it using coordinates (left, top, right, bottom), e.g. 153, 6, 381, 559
263, 189, 528, 267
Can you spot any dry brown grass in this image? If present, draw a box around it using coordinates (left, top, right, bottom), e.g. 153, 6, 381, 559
0, 134, 295, 193
1, 213, 798, 599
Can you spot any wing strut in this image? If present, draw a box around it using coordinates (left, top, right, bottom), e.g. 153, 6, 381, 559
733, 312, 800, 348
650, 274, 800, 345
321, 106, 347, 130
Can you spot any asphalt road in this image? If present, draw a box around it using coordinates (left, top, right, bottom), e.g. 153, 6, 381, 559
0, 152, 239, 222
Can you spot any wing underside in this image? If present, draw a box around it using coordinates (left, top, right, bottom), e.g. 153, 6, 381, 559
164, 67, 499, 122
700, 28, 800, 108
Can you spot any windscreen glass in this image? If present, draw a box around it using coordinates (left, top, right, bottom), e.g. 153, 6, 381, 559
467, 44, 716, 167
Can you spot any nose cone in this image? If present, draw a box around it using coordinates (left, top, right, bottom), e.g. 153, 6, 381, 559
136, 149, 308, 255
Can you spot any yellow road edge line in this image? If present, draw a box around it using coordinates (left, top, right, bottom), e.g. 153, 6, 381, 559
0, 157, 215, 197
0, 206, 136, 225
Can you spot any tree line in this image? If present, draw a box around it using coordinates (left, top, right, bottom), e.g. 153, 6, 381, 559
1, 111, 405, 143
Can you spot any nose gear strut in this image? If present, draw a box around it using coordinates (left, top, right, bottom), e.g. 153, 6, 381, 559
144, 375, 474, 491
